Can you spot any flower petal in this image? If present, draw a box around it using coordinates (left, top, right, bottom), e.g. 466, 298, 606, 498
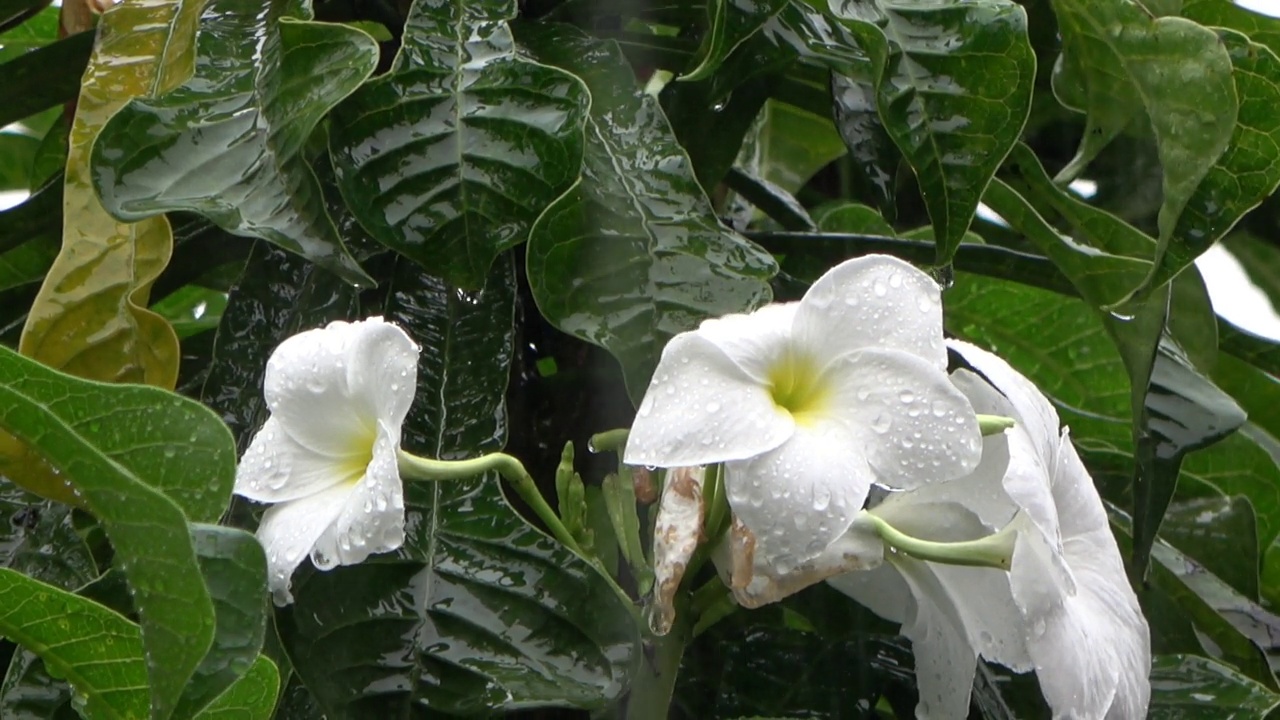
310, 424, 406, 570
693, 302, 798, 383
725, 421, 870, 569
651, 466, 706, 635
722, 517, 886, 608
255, 482, 352, 605
1033, 435, 1150, 719
948, 340, 1059, 464
826, 562, 913, 625
263, 319, 379, 455
343, 317, 419, 430
795, 254, 947, 370
235, 417, 354, 503
625, 332, 793, 467
823, 348, 982, 488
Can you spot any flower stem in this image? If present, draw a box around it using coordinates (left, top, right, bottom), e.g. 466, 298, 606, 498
977, 414, 1016, 435
863, 511, 1018, 570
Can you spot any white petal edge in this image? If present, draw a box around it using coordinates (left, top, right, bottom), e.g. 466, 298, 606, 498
342, 317, 420, 431
822, 348, 982, 488
625, 332, 794, 467
310, 423, 406, 570
892, 559, 981, 720
263, 319, 378, 456
725, 420, 871, 570
255, 482, 352, 605
794, 254, 948, 371
948, 340, 1060, 466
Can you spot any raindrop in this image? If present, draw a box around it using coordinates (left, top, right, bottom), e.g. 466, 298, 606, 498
931, 400, 949, 418
813, 486, 831, 511
888, 272, 902, 288
870, 412, 893, 434
873, 279, 888, 297
898, 389, 915, 404
706, 400, 721, 413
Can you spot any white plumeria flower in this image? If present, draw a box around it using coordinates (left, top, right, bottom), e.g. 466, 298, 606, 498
234, 316, 419, 605
625, 254, 983, 570
829, 340, 1150, 720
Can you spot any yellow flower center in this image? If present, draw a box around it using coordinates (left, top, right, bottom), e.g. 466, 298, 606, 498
766, 350, 830, 425
336, 423, 377, 486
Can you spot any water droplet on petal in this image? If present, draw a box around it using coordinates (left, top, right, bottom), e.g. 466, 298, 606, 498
706, 400, 721, 413
898, 389, 915, 404
870, 412, 892, 434
813, 486, 831, 511
873, 279, 888, 297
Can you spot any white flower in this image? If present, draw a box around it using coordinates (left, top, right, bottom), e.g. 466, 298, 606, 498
234, 316, 419, 605
625, 255, 983, 570
829, 340, 1151, 720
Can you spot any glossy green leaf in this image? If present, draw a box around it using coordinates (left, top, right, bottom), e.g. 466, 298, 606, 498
743, 99, 847, 195
328, 0, 588, 289
1149, 655, 1280, 718
278, 256, 638, 716
174, 525, 269, 719
683, 0, 787, 81
1048, 0, 1236, 270
150, 287, 227, 340
1144, 31, 1280, 292
0, 345, 246, 718
192, 655, 278, 720
0, 486, 95, 591
830, 0, 1035, 264
522, 25, 776, 402
0, 568, 148, 720
813, 201, 895, 236
831, 74, 898, 218
90, 0, 377, 287
1181, 0, 1280, 57
0, 237, 56, 293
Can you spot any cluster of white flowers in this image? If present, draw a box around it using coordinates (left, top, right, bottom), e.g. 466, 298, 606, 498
627, 255, 1151, 719
232, 255, 1150, 718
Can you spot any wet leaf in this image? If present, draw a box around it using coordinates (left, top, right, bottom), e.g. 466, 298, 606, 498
1049, 0, 1236, 274
522, 24, 776, 402
278, 257, 638, 716
328, 0, 588, 289
1148, 655, 1280, 718
830, 0, 1035, 264
1144, 30, 1280, 292
1162, 496, 1259, 602
742, 99, 848, 195
0, 345, 248, 718
0, 568, 149, 720
682, 0, 788, 81
831, 74, 898, 219
90, 0, 377, 287
0, 30, 92, 130
192, 655, 278, 720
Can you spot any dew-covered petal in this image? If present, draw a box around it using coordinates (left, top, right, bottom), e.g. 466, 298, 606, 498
795, 254, 947, 370
949, 340, 1060, 465
311, 424, 406, 570
823, 348, 981, 488
234, 417, 361, 503
256, 482, 352, 605
725, 517, 885, 608
625, 332, 793, 467
263, 319, 377, 455
343, 317, 420, 430
694, 302, 798, 383
724, 421, 870, 569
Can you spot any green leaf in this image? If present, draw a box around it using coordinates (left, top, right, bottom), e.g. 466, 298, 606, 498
744, 99, 848, 195
831, 74, 899, 219
813, 201, 895, 236
522, 24, 776, 402
150, 286, 227, 340
0, 237, 56, 293
278, 256, 638, 716
0, 486, 96, 591
1144, 30, 1280, 291
1163, 495, 1260, 601
1149, 655, 1280, 718
830, 0, 1035, 264
601, 468, 652, 596
328, 0, 588, 290
0, 345, 246, 718
682, 0, 788, 81
1048, 0, 1236, 270
723, 167, 815, 231
0, 568, 148, 720
90, 0, 377, 287
174, 525, 269, 719
191, 655, 279, 720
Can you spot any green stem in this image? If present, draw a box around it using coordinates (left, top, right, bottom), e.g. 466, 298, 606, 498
625, 629, 687, 720
977, 414, 1016, 435
398, 448, 641, 619
589, 428, 630, 454
864, 512, 1018, 570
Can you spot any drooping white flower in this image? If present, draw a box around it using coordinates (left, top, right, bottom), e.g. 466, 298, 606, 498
829, 340, 1151, 720
625, 255, 983, 570
234, 316, 419, 605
